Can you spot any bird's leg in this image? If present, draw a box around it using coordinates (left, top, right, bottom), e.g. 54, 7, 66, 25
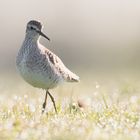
42, 90, 48, 113
47, 91, 58, 114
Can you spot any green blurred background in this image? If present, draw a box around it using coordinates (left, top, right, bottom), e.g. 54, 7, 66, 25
0, 0, 140, 73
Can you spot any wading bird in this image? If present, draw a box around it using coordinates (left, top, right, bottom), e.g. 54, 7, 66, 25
16, 20, 79, 113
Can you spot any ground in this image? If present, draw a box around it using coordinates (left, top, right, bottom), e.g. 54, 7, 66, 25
0, 71, 140, 140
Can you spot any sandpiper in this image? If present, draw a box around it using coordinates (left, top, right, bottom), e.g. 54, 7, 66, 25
16, 20, 79, 113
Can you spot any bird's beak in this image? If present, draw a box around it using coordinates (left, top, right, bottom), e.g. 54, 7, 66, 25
37, 30, 50, 41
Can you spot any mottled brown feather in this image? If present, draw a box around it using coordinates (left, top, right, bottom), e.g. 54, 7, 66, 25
44, 48, 79, 82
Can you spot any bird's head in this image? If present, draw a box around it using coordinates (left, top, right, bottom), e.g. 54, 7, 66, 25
26, 20, 50, 41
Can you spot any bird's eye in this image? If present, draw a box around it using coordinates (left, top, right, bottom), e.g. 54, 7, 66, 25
30, 26, 34, 30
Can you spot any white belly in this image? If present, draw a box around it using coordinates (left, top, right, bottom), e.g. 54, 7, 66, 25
17, 61, 63, 89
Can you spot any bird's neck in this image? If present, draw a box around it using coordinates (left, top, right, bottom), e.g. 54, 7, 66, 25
25, 33, 40, 42
21, 35, 40, 54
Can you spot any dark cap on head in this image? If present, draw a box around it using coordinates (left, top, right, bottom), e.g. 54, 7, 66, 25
26, 20, 50, 41
27, 20, 42, 30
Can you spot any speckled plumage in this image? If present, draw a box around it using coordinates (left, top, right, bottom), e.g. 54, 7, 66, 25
16, 20, 79, 90
16, 20, 79, 113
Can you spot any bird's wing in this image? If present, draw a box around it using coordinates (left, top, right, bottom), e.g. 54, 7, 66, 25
44, 48, 80, 82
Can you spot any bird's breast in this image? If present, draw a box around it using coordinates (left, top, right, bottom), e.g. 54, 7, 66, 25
17, 55, 63, 89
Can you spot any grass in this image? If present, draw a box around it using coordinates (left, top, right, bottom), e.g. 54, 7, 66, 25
0, 72, 140, 140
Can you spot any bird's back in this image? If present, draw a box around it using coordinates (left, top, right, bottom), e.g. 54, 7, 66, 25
38, 44, 80, 83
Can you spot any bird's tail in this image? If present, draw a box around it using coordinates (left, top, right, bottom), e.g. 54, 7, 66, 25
66, 71, 80, 82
